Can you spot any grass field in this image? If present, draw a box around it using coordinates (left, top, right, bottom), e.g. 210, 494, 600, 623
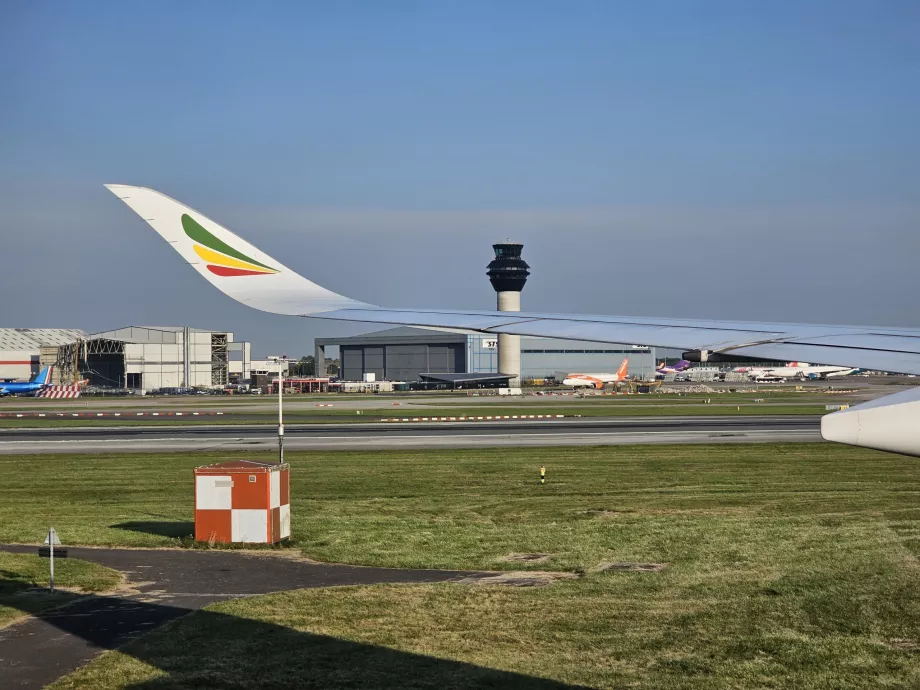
0, 389, 857, 411
27, 443, 920, 689
0, 552, 121, 627
1, 445, 916, 570
0, 403, 834, 428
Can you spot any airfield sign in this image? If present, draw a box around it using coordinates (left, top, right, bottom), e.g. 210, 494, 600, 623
39, 527, 66, 592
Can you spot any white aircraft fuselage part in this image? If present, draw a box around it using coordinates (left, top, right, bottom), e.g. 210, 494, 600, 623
740, 364, 855, 380
822, 387, 920, 456
562, 359, 629, 388
105, 185, 920, 457
562, 373, 624, 388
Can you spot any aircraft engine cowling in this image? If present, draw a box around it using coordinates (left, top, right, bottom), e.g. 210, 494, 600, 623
821, 387, 920, 457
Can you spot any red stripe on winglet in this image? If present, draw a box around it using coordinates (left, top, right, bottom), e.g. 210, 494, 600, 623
207, 265, 272, 277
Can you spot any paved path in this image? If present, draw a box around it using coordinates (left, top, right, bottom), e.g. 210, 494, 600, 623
0, 545, 490, 689
0, 416, 822, 454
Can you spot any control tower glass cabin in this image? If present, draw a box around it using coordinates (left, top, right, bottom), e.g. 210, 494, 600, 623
487, 242, 530, 294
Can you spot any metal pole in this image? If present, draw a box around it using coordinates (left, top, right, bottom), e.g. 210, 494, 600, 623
49, 528, 55, 593
278, 360, 284, 464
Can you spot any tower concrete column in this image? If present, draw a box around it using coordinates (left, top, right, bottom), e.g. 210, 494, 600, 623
496, 291, 521, 386
487, 242, 529, 388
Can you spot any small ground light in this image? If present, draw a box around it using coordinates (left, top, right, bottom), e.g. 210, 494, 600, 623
540, 465, 546, 485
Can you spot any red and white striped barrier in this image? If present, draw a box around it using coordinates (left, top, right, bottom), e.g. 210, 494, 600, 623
36, 385, 82, 399
379, 414, 566, 423
35, 390, 81, 399
315, 404, 334, 407
0, 411, 227, 419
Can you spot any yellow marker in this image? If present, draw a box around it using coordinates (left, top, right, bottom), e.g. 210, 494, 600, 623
540, 465, 546, 485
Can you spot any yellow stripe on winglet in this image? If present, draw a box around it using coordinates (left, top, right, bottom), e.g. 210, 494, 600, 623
193, 245, 277, 273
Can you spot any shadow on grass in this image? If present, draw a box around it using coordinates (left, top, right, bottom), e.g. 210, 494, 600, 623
0, 575, 85, 620
0, 581, 582, 689
111, 521, 194, 539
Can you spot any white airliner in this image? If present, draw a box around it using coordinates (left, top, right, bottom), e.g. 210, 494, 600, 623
562, 359, 628, 389
105, 185, 920, 457
734, 362, 856, 381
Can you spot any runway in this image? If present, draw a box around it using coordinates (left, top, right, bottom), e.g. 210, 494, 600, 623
0, 416, 822, 454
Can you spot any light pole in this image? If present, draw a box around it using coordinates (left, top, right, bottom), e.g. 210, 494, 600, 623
272, 356, 287, 464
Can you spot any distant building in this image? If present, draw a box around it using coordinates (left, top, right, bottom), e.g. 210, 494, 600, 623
315, 326, 657, 383
53, 326, 251, 391
0, 328, 86, 382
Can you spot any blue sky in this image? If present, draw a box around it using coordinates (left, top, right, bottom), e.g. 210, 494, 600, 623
2, 1, 918, 356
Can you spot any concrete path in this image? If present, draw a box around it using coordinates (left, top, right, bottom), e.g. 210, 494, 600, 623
0, 545, 489, 689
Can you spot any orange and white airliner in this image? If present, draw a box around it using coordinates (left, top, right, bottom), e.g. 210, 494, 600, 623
561, 359, 628, 389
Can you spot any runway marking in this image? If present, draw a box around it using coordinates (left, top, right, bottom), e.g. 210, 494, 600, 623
0, 429, 811, 445
379, 414, 567, 422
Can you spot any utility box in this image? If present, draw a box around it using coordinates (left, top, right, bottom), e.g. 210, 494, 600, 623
194, 460, 290, 544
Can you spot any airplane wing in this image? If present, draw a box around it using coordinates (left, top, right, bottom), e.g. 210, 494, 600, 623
106, 184, 920, 456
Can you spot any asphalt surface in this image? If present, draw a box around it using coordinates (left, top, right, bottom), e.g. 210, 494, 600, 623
0, 545, 491, 688
0, 416, 823, 454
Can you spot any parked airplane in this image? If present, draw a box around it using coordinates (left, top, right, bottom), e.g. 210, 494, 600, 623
562, 359, 628, 389
105, 185, 920, 457
656, 359, 691, 376
734, 362, 856, 381
0, 366, 54, 396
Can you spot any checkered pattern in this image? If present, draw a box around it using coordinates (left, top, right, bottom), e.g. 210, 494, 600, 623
194, 461, 290, 544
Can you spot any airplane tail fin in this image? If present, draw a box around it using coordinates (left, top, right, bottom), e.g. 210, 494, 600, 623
32, 366, 53, 386
104, 185, 371, 316
617, 358, 629, 379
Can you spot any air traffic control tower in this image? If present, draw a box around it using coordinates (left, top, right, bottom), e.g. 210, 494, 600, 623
487, 241, 530, 386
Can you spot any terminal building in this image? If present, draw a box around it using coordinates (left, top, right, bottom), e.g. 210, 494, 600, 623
315, 326, 657, 384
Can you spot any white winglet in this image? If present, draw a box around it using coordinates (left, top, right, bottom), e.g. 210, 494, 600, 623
104, 184, 370, 315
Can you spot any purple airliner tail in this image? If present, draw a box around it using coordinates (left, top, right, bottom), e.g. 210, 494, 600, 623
656, 359, 691, 374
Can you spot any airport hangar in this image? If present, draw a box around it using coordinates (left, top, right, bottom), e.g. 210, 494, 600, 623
0, 326, 282, 392
314, 326, 659, 386
0, 328, 87, 382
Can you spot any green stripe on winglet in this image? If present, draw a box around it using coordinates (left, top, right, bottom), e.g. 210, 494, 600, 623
181, 214, 273, 270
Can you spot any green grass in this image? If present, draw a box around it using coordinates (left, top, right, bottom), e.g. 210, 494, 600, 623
1, 445, 917, 570
0, 552, 122, 627
367, 403, 830, 417
0, 403, 833, 428
38, 443, 920, 689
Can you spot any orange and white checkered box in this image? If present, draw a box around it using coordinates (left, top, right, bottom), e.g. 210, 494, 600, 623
194, 460, 290, 543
